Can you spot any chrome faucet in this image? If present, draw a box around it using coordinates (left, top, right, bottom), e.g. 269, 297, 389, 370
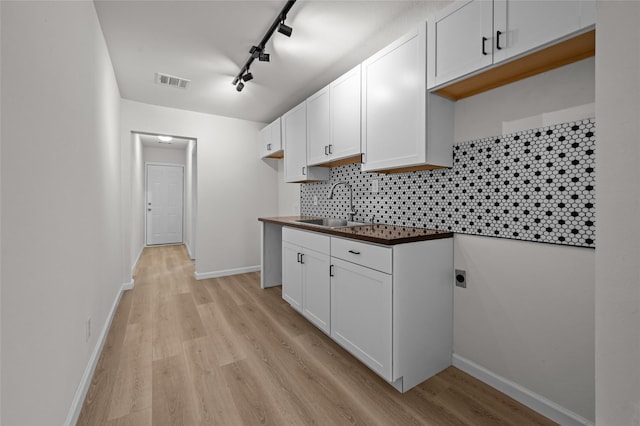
328, 181, 357, 222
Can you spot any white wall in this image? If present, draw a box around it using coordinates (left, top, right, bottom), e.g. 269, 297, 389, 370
1, 2, 122, 425
130, 133, 145, 270
143, 145, 186, 166
121, 100, 280, 278
595, 2, 640, 424
452, 58, 595, 422
277, 160, 300, 215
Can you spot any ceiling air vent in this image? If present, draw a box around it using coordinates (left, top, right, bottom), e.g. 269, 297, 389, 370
155, 72, 190, 89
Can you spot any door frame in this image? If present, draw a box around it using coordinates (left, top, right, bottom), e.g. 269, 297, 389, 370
144, 162, 185, 246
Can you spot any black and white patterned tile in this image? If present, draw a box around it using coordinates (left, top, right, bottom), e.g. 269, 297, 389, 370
301, 118, 595, 248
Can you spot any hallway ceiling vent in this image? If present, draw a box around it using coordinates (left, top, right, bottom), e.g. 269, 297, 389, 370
155, 72, 190, 89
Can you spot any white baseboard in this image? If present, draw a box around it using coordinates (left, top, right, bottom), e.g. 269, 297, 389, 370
185, 242, 194, 260
122, 279, 134, 290
194, 265, 260, 280
131, 246, 144, 275
452, 354, 594, 426
63, 282, 132, 426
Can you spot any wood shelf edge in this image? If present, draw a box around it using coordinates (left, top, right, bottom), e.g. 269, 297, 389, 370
435, 29, 595, 101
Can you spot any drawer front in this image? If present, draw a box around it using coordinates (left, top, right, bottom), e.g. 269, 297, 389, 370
282, 227, 330, 255
331, 237, 392, 274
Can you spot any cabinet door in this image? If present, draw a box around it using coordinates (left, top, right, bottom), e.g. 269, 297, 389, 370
301, 249, 331, 334
283, 101, 308, 182
306, 87, 331, 166
259, 124, 271, 159
361, 24, 427, 172
270, 117, 282, 154
331, 257, 392, 381
428, 0, 493, 88
330, 65, 361, 162
493, 0, 587, 64
282, 241, 303, 312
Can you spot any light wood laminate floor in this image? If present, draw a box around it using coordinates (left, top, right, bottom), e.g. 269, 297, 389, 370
77, 244, 556, 425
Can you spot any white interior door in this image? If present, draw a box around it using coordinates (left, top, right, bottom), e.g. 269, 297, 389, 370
146, 164, 184, 245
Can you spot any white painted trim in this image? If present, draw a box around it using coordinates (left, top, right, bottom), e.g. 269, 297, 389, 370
63, 282, 132, 426
131, 246, 144, 275
122, 279, 134, 291
194, 265, 260, 280
452, 354, 594, 426
185, 241, 194, 260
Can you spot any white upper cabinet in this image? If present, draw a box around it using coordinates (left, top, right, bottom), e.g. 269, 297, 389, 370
428, 0, 493, 89
362, 22, 454, 173
306, 86, 331, 166
428, 0, 596, 89
259, 117, 282, 159
493, 0, 595, 63
307, 65, 362, 167
283, 101, 329, 183
329, 65, 361, 162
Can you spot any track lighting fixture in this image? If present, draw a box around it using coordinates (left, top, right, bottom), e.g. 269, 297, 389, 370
232, 0, 296, 91
278, 20, 293, 37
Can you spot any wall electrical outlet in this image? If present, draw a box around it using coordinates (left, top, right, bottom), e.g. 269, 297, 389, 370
371, 179, 379, 194
455, 270, 467, 288
313, 195, 318, 206
86, 317, 92, 342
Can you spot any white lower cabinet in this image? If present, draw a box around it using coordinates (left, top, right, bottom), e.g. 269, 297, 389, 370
330, 257, 392, 380
281, 227, 453, 393
282, 228, 331, 334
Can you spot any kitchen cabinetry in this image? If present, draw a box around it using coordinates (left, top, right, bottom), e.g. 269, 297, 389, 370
331, 242, 393, 380
427, 0, 596, 89
283, 101, 329, 183
278, 223, 453, 392
307, 65, 362, 167
282, 228, 331, 334
259, 117, 282, 159
361, 22, 454, 173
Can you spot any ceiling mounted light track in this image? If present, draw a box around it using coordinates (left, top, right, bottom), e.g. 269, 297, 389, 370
232, 0, 296, 92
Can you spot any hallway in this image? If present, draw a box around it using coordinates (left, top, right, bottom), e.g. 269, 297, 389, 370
77, 245, 555, 425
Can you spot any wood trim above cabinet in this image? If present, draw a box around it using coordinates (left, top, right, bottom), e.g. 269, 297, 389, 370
434, 29, 595, 101
317, 154, 362, 168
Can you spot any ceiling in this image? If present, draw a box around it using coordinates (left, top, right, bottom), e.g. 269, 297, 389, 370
94, 0, 452, 124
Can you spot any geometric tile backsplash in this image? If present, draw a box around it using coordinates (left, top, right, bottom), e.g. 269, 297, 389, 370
301, 118, 595, 248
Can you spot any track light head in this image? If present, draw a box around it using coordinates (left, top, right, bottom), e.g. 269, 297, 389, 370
278, 20, 292, 37
242, 71, 253, 82
258, 52, 270, 62
232, 76, 240, 85
236, 81, 244, 92
250, 45, 261, 58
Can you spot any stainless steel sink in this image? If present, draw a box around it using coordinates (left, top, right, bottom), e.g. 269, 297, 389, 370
296, 218, 365, 228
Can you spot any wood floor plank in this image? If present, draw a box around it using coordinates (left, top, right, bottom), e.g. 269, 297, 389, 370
152, 354, 198, 426
151, 297, 183, 361
196, 302, 247, 366
105, 408, 152, 426
182, 337, 245, 425
220, 360, 288, 425
78, 244, 559, 426
107, 322, 152, 420
174, 292, 207, 342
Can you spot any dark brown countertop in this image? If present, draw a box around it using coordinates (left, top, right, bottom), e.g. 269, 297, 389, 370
259, 216, 453, 245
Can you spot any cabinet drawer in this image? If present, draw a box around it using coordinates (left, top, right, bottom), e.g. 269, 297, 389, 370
331, 237, 392, 274
283, 227, 330, 255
